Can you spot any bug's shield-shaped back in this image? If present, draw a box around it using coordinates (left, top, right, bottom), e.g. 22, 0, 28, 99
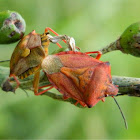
47, 62, 118, 107
10, 30, 45, 78
42, 52, 118, 107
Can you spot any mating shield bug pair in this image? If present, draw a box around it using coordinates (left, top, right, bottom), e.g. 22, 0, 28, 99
8, 27, 118, 108
1, 27, 127, 128
3, 27, 118, 108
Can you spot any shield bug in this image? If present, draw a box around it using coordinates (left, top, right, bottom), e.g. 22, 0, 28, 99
37, 51, 118, 107
6, 27, 75, 93
35, 49, 127, 129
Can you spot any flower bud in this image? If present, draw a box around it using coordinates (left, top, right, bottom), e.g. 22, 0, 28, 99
0, 10, 26, 44
119, 22, 140, 57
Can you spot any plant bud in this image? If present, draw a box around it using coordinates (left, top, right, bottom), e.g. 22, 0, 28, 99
0, 10, 26, 44
119, 22, 140, 57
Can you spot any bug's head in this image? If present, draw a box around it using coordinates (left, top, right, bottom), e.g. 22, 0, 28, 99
85, 83, 118, 108
105, 83, 119, 97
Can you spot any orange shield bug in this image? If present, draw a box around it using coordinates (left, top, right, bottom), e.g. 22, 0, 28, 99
35, 49, 127, 129
37, 51, 118, 107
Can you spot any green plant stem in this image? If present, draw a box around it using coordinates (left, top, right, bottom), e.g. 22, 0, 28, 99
0, 66, 140, 108
90, 39, 120, 57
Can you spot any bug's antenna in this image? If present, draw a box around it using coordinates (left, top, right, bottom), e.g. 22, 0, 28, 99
112, 96, 128, 129
0, 60, 10, 63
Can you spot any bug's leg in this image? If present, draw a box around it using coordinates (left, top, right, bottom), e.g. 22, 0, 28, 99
45, 27, 63, 48
33, 70, 53, 95
35, 85, 54, 96
74, 101, 87, 107
85, 51, 102, 60
45, 27, 59, 36
9, 74, 20, 89
63, 94, 70, 100
33, 71, 40, 94
74, 101, 79, 106
45, 27, 78, 51
45, 27, 74, 48
79, 101, 87, 107
45, 27, 67, 43
38, 84, 52, 89
101, 98, 105, 102
56, 42, 62, 48
45, 27, 80, 51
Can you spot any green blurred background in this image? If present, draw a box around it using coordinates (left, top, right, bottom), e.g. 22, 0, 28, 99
0, 0, 140, 139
